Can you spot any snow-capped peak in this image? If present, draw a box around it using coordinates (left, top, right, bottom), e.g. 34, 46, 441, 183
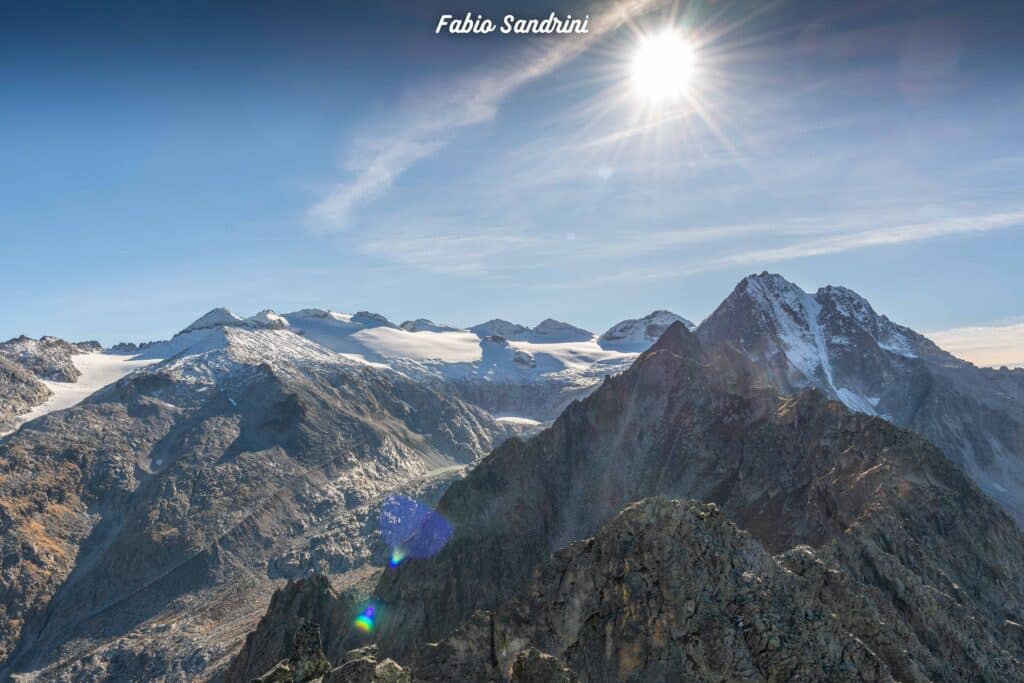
469, 319, 531, 339
178, 308, 248, 335
179, 307, 293, 336
246, 309, 289, 329
530, 319, 592, 342
599, 310, 694, 351
815, 286, 918, 358
469, 318, 592, 343
741, 271, 807, 306
700, 272, 933, 416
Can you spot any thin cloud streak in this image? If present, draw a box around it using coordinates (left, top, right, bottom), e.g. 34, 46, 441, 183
360, 231, 541, 275
707, 211, 1024, 268
540, 209, 1024, 289
309, 0, 663, 232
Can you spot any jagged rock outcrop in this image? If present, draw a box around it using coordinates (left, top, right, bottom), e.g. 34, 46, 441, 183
322, 323, 1024, 681
507, 649, 577, 683
253, 620, 331, 682
697, 272, 1024, 525
0, 356, 50, 432
409, 498, 890, 681
0, 334, 86, 382
229, 580, 411, 683
224, 575, 359, 682
325, 646, 410, 683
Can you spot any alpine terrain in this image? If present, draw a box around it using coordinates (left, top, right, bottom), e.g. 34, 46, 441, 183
231, 322, 1024, 681
1, 275, 1022, 681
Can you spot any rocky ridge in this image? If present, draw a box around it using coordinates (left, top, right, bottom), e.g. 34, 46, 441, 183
0, 335, 94, 383
289, 322, 1024, 681
0, 357, 50, 432
408, 497, 890, 681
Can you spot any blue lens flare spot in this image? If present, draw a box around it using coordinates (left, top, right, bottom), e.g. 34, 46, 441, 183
389, 547, 407, 567
379, 495, 453, 565
353, 604, 376, 633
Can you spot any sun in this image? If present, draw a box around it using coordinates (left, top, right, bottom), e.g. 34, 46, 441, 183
631, 29, 696, 104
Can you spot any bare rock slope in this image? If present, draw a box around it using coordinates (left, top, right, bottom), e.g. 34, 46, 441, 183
0, 328, 515, 680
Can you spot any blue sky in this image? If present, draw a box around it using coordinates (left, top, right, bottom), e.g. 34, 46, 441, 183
2, 0, 1022, 363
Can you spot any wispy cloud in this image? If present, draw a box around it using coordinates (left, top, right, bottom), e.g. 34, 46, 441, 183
540, 209, 1024, 289
928, 321, 1024, 368
703, 210, 1024, 267
360, 231, 541, 275
309, 0, 662, 232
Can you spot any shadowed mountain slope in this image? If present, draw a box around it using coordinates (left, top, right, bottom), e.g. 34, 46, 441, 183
308, 322, 1024, 681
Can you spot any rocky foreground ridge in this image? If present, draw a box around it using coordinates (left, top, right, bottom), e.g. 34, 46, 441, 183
229, 323, 1024, 682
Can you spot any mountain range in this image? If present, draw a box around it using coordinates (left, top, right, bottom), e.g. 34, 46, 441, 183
1, 273, 1021, 680
232, 322, 1024, 681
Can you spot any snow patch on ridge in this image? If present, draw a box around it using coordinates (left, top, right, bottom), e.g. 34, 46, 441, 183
2, 352, 159, 436
740, 273, 913, 416
599, 310, 695, 351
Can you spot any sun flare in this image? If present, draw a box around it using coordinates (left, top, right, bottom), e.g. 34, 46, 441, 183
631, 29, 696, 104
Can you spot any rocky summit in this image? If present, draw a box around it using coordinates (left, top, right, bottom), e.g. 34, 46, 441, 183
697, 272, 1024, 525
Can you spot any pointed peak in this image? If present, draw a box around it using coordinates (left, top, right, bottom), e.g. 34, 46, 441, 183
247, 310, 290, 329
599, 310, 695, 350
179, 308, 246, 335
646, 320, 701, 357
739, 272, 806, 298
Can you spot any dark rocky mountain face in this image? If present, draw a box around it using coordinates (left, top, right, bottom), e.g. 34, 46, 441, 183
409, 498, 891, 682
0, 356, 50, 432
0, 329, 516, 680
281, 323, 1024, 681
696, 272, 1024, 525
0, 335, 88, 383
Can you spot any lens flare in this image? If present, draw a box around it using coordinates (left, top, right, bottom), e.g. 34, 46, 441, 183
353, 605, 376, 633
379, 494, 453, 566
